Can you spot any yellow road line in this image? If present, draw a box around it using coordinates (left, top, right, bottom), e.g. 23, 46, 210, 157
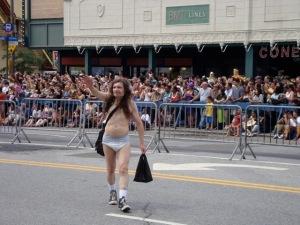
0, 158, 299, 194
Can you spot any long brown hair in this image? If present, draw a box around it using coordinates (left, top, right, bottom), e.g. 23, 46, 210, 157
104, 78, 132, 119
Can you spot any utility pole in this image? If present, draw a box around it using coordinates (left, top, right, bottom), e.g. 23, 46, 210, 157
5, 0, 14, 79
6, 33, 9, 79
10, 0, 15, 76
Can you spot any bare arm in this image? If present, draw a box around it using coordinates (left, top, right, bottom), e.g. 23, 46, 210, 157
130, 100, 146, 153
190, 93, 200, 102
80, 76, 109, 101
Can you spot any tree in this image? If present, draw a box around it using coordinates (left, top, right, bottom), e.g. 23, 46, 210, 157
13, 47, 45, 73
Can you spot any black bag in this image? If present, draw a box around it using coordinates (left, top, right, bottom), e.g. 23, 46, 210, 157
133, 154, 153, 183
94, 105, 119, 156
95, 126, 105, 156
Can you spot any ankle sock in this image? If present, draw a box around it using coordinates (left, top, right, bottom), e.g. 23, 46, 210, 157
119, 189, 127, 199
108, 184, 116, 192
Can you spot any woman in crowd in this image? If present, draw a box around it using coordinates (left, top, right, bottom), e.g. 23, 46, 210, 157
250, 88, 264, 103
285, 84, 295, 104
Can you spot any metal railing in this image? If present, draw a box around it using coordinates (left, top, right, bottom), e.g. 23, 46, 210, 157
157, 102, 243, 159
242, 104, 300, 159
0, 100, 20, 143
81, 101, 158, 151
1, 98, 299, 160
15, 98, 84, 147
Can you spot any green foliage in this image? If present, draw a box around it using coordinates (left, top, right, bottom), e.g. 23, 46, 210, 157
14, 47, 45, 73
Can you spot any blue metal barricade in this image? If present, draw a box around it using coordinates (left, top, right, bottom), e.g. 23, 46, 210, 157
0, 100, 21, 143
81, 100, 158, 152
14, 98, 84, 147
157, 102, 243, 159
242, 105, 300, 159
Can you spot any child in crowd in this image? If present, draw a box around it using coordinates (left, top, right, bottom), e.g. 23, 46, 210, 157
226, 110, 241, 136
243, 111, 260, 137
296, 111, 300, 142
140, 108, 151, 130
205, 96, 214, 130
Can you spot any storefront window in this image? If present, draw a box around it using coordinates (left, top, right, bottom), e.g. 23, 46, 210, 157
92, 67, 122, 76
156, 67, 192, 79
69, 67, 84, 75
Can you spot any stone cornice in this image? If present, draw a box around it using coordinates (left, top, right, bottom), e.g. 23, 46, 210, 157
64, 29, 300, 48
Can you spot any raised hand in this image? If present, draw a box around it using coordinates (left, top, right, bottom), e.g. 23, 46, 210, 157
80, 76, 93, 89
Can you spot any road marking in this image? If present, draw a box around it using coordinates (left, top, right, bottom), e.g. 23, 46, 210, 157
157, 152, 300, 167
0, 142, 80, 149
0, 158, 299, 194
106, 213, 187, 225
153, 163, 288, 171
26, 133, 69, 138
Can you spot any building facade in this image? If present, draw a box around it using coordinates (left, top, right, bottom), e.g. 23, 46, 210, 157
29, 0, 300, 77
0, 0, 24, 74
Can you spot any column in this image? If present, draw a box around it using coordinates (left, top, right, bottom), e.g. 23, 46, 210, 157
84, 49, 91, 75
148, 48, 156, 73
57, 51, 62, 74
245, 47, 254, 78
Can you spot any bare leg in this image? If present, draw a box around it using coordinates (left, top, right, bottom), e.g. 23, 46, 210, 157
117, 144, 131, 190
116, 144, 131, 212
103, 145, 117, 185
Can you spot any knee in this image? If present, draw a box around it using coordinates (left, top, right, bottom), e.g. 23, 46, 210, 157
119, 163, 128, 176
107, 167, 115, 175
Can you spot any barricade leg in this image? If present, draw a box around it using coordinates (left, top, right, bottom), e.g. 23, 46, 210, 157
67, 130, 85, 147
241, 143, 256, 160
152, 124, 169, 153
11, 128, 31, 144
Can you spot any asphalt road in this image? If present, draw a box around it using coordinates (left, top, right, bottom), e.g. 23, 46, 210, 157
0, 130, 300, 225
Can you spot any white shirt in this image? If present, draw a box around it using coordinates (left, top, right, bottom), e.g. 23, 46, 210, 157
296, 116, 300, 125
141, 114, 151, 124
225, 88, 233, 100
252, 94, 264, 103
144, 93, 151, 101
289, 118, 297, 127
199, 88, 211, 102
2, 86, 9, 94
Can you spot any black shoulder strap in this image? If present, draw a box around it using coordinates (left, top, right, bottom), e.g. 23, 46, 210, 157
105, 105, 119, 125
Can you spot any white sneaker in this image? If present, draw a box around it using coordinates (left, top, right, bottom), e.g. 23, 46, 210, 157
108, 190, 118, 205
118, 197, 131, 213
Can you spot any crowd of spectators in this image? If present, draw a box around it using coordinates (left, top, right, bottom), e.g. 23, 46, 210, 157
0, 69, 300, 105
0, 69, 299, 142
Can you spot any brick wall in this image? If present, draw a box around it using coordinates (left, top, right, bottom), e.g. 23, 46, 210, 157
31, 0, 63, 19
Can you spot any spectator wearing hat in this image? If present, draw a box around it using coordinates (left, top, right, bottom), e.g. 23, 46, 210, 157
208, 72, 216, 84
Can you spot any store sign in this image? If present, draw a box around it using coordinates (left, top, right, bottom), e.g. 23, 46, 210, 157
8, 37, 18, 54
259, 46, 300, 59
52, 51, 59, 70
166, 5, 209, 25
3, 23, 13, 32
